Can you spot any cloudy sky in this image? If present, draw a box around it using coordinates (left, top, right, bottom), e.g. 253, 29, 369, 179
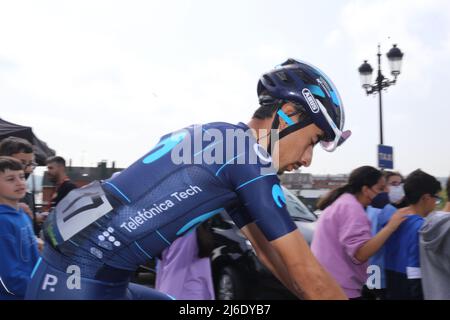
1, 0, 449, 178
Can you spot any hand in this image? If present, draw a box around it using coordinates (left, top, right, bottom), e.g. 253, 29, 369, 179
386, 208, 410, 232
36, 212, 49, 225
36, 237, 45, 253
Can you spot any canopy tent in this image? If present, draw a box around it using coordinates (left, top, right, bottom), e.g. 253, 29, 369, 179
0, 118, 55, 165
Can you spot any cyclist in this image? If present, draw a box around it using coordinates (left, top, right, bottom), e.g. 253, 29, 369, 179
26, 59, 351, 300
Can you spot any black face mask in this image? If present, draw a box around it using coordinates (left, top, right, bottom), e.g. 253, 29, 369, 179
370, 192, 390, 209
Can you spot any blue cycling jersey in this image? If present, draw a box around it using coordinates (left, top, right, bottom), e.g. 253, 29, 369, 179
26, 122, 296, 299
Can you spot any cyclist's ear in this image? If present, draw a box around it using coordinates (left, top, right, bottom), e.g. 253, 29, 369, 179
279, 103, 297, 116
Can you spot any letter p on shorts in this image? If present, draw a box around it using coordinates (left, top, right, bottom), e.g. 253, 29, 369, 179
42, 274, 58, 292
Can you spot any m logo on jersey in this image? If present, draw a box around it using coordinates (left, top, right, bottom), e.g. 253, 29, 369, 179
272, 184, 286, 208
143, 131, 187, 164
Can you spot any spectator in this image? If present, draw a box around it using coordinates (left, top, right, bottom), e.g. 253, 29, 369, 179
311, 166, 407, 299
0, 156, 40, 300
384, 169, 441, 300
0, 137, 37, 219
0, 137, 47, 240
419, 176, 450, 299
45, 156, 77, 209
365, 171, 406, 299
385, 171, 408, 207
368, 172, 405, 233
155, 221, 215, 300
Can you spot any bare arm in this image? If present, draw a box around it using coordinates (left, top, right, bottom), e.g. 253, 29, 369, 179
240, 223, 295, 293
354, 210, 408, 263
353, 225, 396, 263
241, 223, 347, 300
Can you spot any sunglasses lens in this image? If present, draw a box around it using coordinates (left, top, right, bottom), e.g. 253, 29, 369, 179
338, 130, 352, 146
320, 130, 352, 152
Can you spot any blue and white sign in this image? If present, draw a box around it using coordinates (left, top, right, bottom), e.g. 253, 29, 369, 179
378, 145, 393, 169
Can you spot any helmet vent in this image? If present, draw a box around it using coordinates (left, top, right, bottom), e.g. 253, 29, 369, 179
292, 69, 314, 84
263, 75, 275, 87
276, 71, 294, 84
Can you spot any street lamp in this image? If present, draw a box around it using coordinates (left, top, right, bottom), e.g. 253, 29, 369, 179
358, 44, 404, 145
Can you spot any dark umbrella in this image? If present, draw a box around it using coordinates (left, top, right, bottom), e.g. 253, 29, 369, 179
0, 118, 55, 165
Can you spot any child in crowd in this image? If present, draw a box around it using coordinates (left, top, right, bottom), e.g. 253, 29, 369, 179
0, 156, 40, 300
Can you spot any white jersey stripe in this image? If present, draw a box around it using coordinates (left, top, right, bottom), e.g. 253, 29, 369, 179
0, 277, 15, 296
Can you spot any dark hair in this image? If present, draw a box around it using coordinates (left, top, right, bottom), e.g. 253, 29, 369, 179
384, 171, 403, 183
403, 169, 441, 204
252, 99, 311, 123
0, 156, 24, 173
46, 156, 66, 167
0, 137, 33, 156
252, 104, 279, 120
317, 166, 383, 210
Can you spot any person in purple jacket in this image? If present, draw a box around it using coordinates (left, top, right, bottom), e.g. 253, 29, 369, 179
155, 222, 215, 300
311, 166, 407, 299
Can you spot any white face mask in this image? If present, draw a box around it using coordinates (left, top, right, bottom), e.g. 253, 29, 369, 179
389, 184, 405, 204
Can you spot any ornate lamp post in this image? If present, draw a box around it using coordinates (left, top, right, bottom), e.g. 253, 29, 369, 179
358, 44, 404, 145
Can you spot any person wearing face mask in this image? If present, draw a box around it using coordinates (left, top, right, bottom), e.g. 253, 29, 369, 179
368, 171, 405, 211
385, 171, 407, 207
364, 171, 407, 299
374, 172, 409, 248
311, 166, 408, 299
383, 169, 441, 300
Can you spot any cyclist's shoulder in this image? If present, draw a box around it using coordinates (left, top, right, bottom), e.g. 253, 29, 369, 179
201, 121, 250, 132
162, 122, 248, 139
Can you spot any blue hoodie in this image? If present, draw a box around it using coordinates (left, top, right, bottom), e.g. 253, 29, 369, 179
0, 204, 40, 300
384, 213, 424, 299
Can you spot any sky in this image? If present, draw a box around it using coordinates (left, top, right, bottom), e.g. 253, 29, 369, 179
1, 0, 449, 178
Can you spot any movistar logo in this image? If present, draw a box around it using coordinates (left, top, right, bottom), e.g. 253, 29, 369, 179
272, 184, 286, 208
302, 88, 320, 114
